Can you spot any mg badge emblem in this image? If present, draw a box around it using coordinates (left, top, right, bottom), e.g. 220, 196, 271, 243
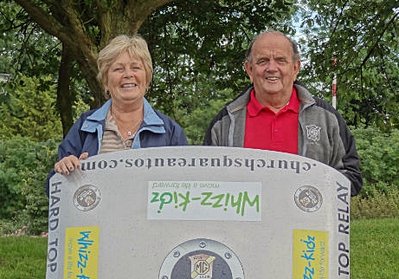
73, 184, 101, 211
189, 254, 215, 278
159, 238, 244, 279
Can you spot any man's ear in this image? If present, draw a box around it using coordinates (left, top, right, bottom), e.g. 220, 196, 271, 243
293, 59, 301, 78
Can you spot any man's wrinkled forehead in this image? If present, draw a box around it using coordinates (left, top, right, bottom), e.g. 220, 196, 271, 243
246, 31, 299, 62
252, 33, 293, 55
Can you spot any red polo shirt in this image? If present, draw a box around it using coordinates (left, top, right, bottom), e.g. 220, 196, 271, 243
244, 88, 299, 154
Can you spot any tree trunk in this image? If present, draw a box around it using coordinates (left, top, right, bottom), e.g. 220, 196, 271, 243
57, 44, 74, 136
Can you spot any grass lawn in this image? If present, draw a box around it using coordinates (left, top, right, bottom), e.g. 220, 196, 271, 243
0, 218, 398, 278
0, 236, 47, 279
351, 218, 399, 278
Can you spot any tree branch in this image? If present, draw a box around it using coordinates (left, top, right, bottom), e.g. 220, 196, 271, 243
14, 0, 65, 38
360, 12, 398, 68
127, 0, 173, 34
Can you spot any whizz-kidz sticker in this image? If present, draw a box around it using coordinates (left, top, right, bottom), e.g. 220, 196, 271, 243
292, 229, 329, 279
147, 181, 261, 221
63, 226, 99, 279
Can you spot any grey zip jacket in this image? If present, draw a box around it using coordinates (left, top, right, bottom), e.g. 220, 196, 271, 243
204, 84, 362, 196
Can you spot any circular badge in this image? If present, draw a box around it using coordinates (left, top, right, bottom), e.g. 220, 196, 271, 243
294, 185, 323, 212
73, 184, 101, 211
159, 238, 244, 279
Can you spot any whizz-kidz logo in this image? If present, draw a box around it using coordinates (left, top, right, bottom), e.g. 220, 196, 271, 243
147, 181, 262, 221
76, 231, 94, 277
301, 235, 316, 279
292, 229, 328, 279
150, 190, 259, 215
64, 227, 99, 279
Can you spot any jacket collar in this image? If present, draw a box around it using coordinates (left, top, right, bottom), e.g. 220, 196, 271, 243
294, 84, 316, 110
81, 98, 165, 134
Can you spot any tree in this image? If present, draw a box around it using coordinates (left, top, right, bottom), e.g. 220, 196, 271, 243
0, 74, 62, 141
5, 0, 295, 135
141, 1, 297, 118
297, 0, 399, 129
9, 0, 171, 135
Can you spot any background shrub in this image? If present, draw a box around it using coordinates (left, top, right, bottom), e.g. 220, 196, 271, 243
351, 185, 399, 219
0, 137, 57, 234
353, 127, 399, 195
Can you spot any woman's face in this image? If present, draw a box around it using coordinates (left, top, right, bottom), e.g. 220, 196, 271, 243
106, 51, 147, 106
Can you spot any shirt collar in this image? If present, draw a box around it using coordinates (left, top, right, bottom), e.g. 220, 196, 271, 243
247, 87, 299, 116
282, 87, 300, 113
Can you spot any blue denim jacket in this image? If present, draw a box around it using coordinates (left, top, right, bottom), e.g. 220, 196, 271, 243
46, 98, 187, 194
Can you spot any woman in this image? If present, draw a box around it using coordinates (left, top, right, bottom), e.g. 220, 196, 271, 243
51, 34, 187, 179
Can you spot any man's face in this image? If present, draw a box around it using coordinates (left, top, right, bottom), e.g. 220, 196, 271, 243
244, 33, 300, 100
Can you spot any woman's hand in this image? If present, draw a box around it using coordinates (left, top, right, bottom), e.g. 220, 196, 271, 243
54, 152, 89, 175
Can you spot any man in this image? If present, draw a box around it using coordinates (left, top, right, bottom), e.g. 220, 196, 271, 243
204, 30, 362, 196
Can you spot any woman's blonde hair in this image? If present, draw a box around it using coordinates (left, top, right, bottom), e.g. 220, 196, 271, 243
97, 34, 153, 98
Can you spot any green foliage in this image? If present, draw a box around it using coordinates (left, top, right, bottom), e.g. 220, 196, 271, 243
0, 137, 58, 234
353, 127, 399, 190
139, 0, 297, 118
350, 127, 399, 219
0, 1, 61, 78
180, 97, 233, 145
298, 0, 399, 129
351, 186, 399, 219
0, 74, 62, 141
